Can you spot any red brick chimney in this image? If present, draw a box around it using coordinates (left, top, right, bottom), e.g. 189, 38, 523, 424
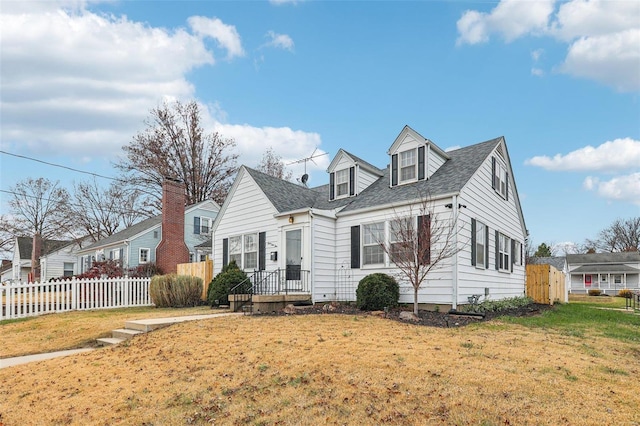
31, 232, 42, 282
156, 177, 190, 274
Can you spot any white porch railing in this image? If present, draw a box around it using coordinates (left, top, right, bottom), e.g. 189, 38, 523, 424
1, 276, 153, 320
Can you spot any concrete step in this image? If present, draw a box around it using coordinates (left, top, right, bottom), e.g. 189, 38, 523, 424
96, 337, 126, 346
112, 328, 145, 340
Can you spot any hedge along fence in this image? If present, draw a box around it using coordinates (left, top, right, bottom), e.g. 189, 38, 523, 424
149, 274, 203, 308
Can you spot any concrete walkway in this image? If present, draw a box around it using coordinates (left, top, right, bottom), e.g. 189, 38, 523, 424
0, 312, 241, 369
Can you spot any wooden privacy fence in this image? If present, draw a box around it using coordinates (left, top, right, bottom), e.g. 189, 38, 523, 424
177, 260, 213, 300
526, 264, 566, 305
1, 276, 152, 320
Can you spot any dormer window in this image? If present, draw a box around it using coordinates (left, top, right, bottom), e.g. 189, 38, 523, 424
400, 149, 416, 182
336, 169, 349, 197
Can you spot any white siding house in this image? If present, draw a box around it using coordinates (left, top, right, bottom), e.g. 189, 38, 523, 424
212, 125, 527, 310
566, 252, 640, 294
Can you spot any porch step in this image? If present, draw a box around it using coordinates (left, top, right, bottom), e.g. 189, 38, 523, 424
96, 337, 126, 346
112, 328, 144, 340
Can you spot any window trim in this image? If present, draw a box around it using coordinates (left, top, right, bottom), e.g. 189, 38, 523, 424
493, 159, 508, 199
139, 248, 150, 264
362, 221, 385, 266
475, 220, 486, 269
399, 149, 417, 183
498, 233, 511, 272
335, 168, 349, 197
243, 233, 258, 269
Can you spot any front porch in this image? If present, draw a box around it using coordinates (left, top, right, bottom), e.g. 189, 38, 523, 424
229, 269, 312, 313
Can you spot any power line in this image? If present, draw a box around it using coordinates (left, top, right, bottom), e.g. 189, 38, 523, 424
0, 150, 120, 182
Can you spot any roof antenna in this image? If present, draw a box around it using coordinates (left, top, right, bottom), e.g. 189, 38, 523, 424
287, 148, 328, 187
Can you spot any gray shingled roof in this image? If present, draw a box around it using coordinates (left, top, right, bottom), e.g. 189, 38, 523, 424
245, 136, 503, 215
340, 149, 384, 175
572, 264, 639, 274
17, 237, 72, 260
567, 252, 640, 265
82, 215, 162, 251
528, 256, 567, 271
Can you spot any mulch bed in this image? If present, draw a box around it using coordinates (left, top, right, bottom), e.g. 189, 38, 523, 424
263, 302, 553, 328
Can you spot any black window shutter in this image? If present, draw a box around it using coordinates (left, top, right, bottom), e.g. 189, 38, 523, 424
222, 238, 228, 268
485, 225, 490, 269
495, 230, 500, 270
329, 172, 335, 200
391, 154, 398, 186
418, 215, 431, 265
418, 146, 425, 180
194, 216, 200, 234
350, 226, 360, 269
511, 238, 515, 272
258, 232, 266, 271
349, 166, 355, 196
470, 219, 477, 266
505, 172, 509, 201
491, 157, 496, 190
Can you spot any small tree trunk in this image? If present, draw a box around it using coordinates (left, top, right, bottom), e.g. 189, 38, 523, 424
414, 286, 419, 315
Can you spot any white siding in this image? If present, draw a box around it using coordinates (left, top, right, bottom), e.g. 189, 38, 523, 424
213, 171, 280, 274
40, 244, 78, 281
357, 167, 380, 194
456, 149, 526, 305
427, 145, 447, 178
336, 203, 454, 304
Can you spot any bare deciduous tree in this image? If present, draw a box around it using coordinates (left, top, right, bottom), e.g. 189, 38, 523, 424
374, 198, 460, 315
257, 147, 292, 181
586, 217, 640, 252
116, 100, 238, 210
67, 180, 151, 243
0, 214, 22, 259
8, 177, 70, 240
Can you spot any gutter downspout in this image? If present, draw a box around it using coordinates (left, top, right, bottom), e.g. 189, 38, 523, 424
452, 195, 459, 310
310, 210, 315, 303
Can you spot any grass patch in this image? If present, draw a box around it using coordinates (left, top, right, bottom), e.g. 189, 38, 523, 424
496, 299, 640, 343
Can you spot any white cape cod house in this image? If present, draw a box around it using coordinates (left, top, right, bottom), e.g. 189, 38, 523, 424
212, 126, 527, 310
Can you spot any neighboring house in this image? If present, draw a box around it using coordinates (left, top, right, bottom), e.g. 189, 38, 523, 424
10, 236, 71, 282
212, 125, 527, 309
77, 200, 219, 273
566, 252, 640, 294
39, 238, 92, 281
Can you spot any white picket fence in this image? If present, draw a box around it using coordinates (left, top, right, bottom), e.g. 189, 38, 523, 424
1, 276, 153, 320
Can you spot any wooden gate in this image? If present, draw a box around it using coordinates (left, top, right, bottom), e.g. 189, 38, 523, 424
177, 260, 213, 300
526, 264, 566, 304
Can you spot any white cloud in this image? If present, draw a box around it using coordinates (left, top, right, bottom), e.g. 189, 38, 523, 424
525, 138, 640, 171
531, 48, 544, 61
560, 29, 640, 92
456, 0, 640, 92
188, 16, 245, 59
531, 68, 544, 77
269, 0, 301, 5
211, 121, 329, 184
584, 173, 640, 205
456, 0, 554, 45
265, 31, 295, 51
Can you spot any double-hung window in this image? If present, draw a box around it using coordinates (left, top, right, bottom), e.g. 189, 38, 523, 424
335, 169, 349, 197
363, 222, 385, 265
498, 233, 510, 271
244, 234, 258, 269
63, 262, 74, 277
475, 221, 486, 268
229, 236, 242, 266
390, 218, 412, 264
400, 149, 416, 182
493, 161, 508, 199
139, 248, 150, 264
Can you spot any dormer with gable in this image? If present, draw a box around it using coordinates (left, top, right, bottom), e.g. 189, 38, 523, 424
387, 125, 450, 187
327, 149, 384, 201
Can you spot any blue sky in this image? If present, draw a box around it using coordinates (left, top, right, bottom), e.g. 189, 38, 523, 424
1, 0, 639, 253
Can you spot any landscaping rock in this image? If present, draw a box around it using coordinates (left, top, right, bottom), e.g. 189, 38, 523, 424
283, 304, 297, 315
322, 303, 336, 313
399, 311, 420, 322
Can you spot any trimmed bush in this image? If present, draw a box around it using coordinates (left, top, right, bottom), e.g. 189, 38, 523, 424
617, 289, 634, 299
463, 296, 533, 313
150, 274, 203, 308
588, 289, 602, 296
356, 273, 399, 311
207, 260, 250, 306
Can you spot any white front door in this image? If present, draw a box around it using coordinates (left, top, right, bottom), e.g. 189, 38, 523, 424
285, 229, 302, 290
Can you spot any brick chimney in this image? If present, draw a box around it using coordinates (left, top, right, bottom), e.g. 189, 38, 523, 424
156, 177, 189, 274
31, 232, 42, 282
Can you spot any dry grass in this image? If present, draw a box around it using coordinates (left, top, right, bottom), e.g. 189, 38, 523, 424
1, 313, 639, 425
0, 306, 215, 358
